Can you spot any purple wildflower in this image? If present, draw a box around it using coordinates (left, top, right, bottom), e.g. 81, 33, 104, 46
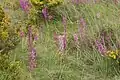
28, 26, 37, 71
29, 48, 37, 71
34, 34, 38, 41
80, 17, 86, 27
19, 0, 31, 13
42, 7, 48, 19
20, 30, 24, 38
58, 35, 66, 52
54, 32, 67, 53
73, 34, 79, 44
53, 16, 67, 53
101, 36, 105, 46
95, 39, 107, 56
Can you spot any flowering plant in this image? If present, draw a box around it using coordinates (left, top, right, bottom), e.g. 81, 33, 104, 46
19, 0, 32, 13
106, 50, 120, 60
105, 50, 120, 65
0, 6, 20, 53
30, 0, 63, 10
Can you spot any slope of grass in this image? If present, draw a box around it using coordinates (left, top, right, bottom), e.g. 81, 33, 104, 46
1, 0, 120, 80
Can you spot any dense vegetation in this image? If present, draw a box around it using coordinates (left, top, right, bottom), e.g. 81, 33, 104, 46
1, 0, 120, 80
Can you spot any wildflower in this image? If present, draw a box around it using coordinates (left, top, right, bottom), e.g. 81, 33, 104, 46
106, 50, 119, 59
28, 26, 37, 71
80, 17, 86, 27
34, 34, 38, 41
95, 40, 107, 56
54, 32, 67, 53
29, 48, 37, 71
42, 7, 48, 19
19, 0, 31, 13
19, 30, 24, 37
73, 33, 79, 44
101, 36, 105, 47
53, 16, 67, 53
58, 35, 66, 52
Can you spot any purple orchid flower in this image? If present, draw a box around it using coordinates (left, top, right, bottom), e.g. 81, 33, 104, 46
95, 39, 107, 56
42, 7, 48, 19
29, 48, 37, 71
53, 16, 67, 53
58, 35, 66, 52
54, 33, 67, 53
19, 0, 31, 13
28, 26, 37, 71
80, 17, 86, 27
73, 33, 79, 44
34, 34, 39, 41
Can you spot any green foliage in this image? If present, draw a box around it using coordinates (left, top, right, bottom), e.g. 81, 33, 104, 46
0, 6, 20, 53
31, 0, 64, 10
28, 0, 64, 25
0, 53, 30, 80
0, 5, 5, 25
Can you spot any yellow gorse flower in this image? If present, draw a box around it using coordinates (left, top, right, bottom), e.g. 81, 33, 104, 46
1, 31, 9, 40
31, 0, 63, 9
106, 50, 120, 59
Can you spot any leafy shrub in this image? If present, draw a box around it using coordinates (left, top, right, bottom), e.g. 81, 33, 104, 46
0, 5, 5, 25
31, 0, 63, 10
0, 53, 30, 80
28, 0, 64, 25
0, 5, 26, 80
0, 6, 20, 53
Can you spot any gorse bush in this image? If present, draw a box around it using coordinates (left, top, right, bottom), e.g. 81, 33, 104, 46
0, 6, 20, 53
0, 5, 5, 25
29, 0, 64, 24
31, 0, 63, 10
0, 5, 31, 80
0, 5, 25, 80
